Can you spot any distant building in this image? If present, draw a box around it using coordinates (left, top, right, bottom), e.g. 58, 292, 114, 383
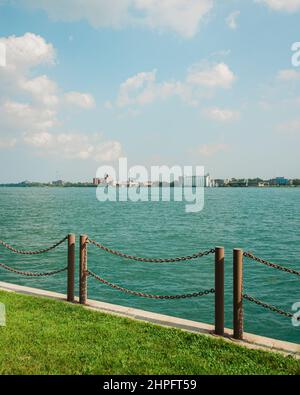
93, 178, 101, 185
178, 173, 212, 187
248, 178, 264, 187
205, 174, 213, 187
93, 174, 114, 186
269, 177, 289, 186
214, 179, 225, 187
52, 180, 64, 186
210, 178, 216, 187
179, 176, 204, 187
292, 179, 300, 186
127, 178, 140, 187
142, 181, 153, 187
228, 178, 248, 187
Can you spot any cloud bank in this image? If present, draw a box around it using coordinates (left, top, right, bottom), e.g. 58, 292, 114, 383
113, 62, 237, 110
0, 32, 121, 162
21, 0, 213, 38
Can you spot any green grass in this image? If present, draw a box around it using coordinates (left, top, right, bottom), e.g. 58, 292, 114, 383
0, 290, 299, 375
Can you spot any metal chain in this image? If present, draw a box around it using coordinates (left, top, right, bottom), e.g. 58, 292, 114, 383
243, 252, 300, 277
0, 262, 67, 277
243, 294, 299, 320
0, 236, 68, 255
88, 239, 215, 263
88, 270, 215, 300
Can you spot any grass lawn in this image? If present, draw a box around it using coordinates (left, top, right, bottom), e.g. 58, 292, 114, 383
0, 290, 299, 375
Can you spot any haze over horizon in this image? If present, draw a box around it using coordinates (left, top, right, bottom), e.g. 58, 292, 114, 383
0, 0, 300, 183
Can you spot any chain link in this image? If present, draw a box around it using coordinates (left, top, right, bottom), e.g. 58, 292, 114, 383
243, 294, 299, 320
0, 236, 68, 255
0, 262, 67, 277
243, 252, 300, 277
88, 239, 215, 263
88, 270, 215, 300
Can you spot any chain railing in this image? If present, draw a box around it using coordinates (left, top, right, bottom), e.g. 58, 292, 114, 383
0, 236, 68, 255
2, 233, 298, 341
88, 238, 215, 263
0, 234, 75, 302
243, 251, 300, 277
88, 269, 215, 300
233, 248, 300, 340
80, 236, 225, 336
243, 294, 299, 320
0, 262, 67, 277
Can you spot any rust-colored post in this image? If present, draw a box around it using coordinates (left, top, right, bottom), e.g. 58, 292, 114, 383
67, 233, 75, 302
233, 248, 243, 340
79, 235, 88, 305
215, 247, 225, 336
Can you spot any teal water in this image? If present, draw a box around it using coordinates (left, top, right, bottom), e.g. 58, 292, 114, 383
0, 187, 299, 343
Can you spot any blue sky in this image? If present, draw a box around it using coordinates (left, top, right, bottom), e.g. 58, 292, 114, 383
0, 0, 300, 182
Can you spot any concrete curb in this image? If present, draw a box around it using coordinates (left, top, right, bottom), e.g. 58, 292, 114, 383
0, 281, 299, 358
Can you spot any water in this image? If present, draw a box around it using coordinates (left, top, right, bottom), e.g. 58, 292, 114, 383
0, 187, 299, 344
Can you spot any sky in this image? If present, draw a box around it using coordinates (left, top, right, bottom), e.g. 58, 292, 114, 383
0, 0, 300, 182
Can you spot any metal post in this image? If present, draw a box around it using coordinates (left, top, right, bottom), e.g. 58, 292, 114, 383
67, 234, 75, 302
79, 235, 88, 305
233, 248, 243, 340
215, 247, 225, 336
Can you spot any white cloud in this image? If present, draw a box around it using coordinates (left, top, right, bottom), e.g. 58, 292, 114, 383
133, 0, 213, 38
0, 33, 59, 116
115, 62, 236, 109
0, 33, 58, 104
24, 131, 122, 161
256, 0, 300, 12
23, 131, 53, 147
0, 32, 119, 161
1, 100, 57, 133
277, 69, 300, 81
21, 0, 213, 38
64, 91, 96, 109
0, 32, 55, 71
21, 75, 59, 106
196, 143, 229, 157
117, 70, 157, 107
203, 107, 240, 122
186, 62, 236, 89
116, 70, 190, 107
226, 11, 240, 30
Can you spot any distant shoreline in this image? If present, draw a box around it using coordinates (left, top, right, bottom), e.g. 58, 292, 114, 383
0, 184, 299, 189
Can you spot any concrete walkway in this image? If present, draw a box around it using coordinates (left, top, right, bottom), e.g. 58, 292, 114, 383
0, 281, 299, 358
